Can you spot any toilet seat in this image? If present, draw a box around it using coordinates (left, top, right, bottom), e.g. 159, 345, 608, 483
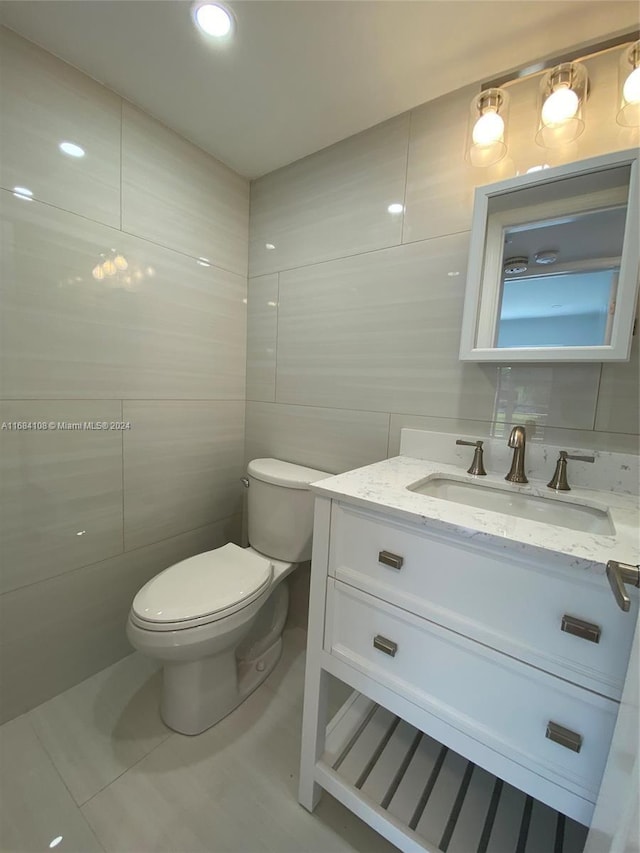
130, 543, 273, 632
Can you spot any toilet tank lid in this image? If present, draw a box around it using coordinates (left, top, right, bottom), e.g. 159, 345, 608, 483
248, 458, 333, 488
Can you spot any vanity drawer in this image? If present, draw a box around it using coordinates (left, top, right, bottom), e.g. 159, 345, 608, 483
328, 503, 635, 699
325, 579, 618, 805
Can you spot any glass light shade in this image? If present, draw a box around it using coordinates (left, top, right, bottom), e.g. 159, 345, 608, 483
536, 62, 588, 148
114, 254, 128, 270
102, 259, 117, 276
617, 41, 640, 127
466, 88, 510, 167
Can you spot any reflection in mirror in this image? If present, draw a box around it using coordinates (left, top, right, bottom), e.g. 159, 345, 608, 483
459, 150, 639, 362
496, 204, 626, 348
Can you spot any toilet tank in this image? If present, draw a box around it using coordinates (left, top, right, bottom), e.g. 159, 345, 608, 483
247, 459, 332, 562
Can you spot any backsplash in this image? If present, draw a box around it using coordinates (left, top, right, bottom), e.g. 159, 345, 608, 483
246, 45, 640, 475
400, 429, 640, 497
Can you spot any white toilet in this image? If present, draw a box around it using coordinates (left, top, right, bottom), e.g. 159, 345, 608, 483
127, 458, 330, 735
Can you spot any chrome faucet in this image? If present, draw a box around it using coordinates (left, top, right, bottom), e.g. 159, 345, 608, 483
505, 425, 528, 484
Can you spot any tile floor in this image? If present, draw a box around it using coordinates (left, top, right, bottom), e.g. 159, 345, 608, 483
0, 628, 397, 853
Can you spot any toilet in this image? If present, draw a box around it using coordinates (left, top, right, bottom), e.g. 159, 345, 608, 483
126, 458, 331, 735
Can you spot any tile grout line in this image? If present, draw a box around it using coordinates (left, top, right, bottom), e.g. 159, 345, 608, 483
121, 398, 125, 554
0, 186, 246, 280
1, 513, 243, 597
400, 110, 412, 245
79, 730, 176, 811
274, 271, 280, 402
119, 98, 123, 232
250, 226, 472, 279
22, 715, 107, 851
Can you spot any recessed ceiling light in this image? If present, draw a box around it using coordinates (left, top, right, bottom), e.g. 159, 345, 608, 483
193, 3, 233, 37
265, 243, 276, 250
59, 141, 85, 158
387, 203, 404, 214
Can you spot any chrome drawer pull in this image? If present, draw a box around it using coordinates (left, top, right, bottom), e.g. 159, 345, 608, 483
378, 550, 404, 570
546, 721, 582, 753
561, 614, 601, 644
373, 635, 398, 657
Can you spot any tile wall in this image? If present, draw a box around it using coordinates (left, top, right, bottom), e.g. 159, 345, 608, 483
246, 46, 640, 479
0, 28, 250, 722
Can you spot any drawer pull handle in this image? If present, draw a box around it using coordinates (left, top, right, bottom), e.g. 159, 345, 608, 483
378, 551, 403, 570
373, 635, 398, 657
546, 722, 582, 753
561, 614, 601, 644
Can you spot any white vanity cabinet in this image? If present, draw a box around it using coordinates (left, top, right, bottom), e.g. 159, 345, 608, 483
299, 493, 638, 853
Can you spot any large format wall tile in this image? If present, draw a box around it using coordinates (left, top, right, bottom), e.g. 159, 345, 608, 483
249, 114, 410, 276
246, 274, 279, 402
122, 102, 249, 275
0, 516, 241, 723
245, 401, 389, 474
595, 333, 640, 436
123, 401, 245, 551
276, 234, 498, 419
403, 84, 479, 244
1, 190, 246, 399
490, 363, 601, 432
0, 401, 124, 594
0, 27, 121, 228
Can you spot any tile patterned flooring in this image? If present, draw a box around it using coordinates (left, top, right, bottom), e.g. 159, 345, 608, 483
0, 628, 397, 853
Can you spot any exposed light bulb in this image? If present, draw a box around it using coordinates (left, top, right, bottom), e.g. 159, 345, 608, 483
472, 110, 504, 146
541, 87, 579, 125
193, 3, 232, 37
623, 66, 640, 104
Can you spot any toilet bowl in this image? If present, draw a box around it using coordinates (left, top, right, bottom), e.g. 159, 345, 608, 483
127, 458, 331, 735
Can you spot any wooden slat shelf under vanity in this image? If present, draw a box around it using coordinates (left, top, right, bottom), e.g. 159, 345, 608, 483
318, 692, 588, 853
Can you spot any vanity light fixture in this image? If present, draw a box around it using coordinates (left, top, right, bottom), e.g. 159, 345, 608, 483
535, 62, 588, 148
192, 2, 233, 38
466, 88, 510, 167
468, 33, 638, 166
617, 40, 640, 126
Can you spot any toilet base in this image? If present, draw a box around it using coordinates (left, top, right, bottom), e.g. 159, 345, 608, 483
160, 636, 283, 735
159, 582, 290, 736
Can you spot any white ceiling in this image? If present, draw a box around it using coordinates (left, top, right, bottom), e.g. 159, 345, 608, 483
1, 1, 638, 178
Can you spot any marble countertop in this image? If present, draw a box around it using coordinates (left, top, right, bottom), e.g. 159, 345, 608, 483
311, 455, 640, 574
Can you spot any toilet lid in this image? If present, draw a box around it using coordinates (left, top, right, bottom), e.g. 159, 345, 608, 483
132, 543, 272, 627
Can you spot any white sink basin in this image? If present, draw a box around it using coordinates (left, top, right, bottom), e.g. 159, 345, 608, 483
408, 477, 615, 535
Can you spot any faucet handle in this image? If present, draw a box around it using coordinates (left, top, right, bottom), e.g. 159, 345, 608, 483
547, 451, 595, 491
456, 439, 487, 476
566, 453, 595, 463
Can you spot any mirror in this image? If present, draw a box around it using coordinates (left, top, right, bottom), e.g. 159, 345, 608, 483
459, 150, 639, 362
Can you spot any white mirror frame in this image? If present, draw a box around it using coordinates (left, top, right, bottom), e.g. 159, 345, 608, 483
459, 149, 640, 362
